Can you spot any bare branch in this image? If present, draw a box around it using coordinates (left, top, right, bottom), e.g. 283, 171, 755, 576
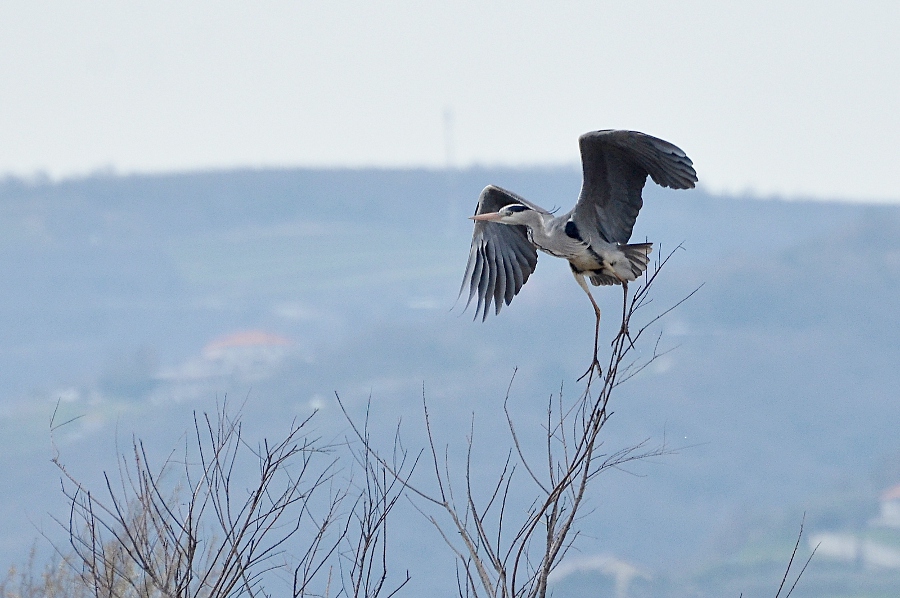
340, 248, 690, 598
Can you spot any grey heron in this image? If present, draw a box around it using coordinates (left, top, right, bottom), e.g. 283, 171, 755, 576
459, 129, 697, 371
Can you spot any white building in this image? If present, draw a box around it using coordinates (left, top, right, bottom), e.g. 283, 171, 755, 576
154, 330, 297, 402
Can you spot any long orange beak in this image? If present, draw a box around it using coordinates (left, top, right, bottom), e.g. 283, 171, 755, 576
470, 212, 503, 222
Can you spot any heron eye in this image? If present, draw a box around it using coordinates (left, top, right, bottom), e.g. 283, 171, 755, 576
506, 205, 528, 213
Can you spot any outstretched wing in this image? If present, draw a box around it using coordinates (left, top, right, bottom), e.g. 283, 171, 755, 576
459, 185, 540, 321
572, 130, 697, 245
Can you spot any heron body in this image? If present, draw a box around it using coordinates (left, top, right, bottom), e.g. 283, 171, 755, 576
460, 129, 697, 351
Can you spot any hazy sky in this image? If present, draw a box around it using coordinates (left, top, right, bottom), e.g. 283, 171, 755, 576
2, 2, 898, 201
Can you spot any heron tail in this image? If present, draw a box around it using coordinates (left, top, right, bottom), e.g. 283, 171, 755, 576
589, 242, 653, 286
621, 242, 653, 278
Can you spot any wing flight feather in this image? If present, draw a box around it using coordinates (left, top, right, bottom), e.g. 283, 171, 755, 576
459, 185, 539, 320
572, 130, 697, 244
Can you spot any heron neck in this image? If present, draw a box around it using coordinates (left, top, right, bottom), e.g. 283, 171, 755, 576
520, 211, 556, 242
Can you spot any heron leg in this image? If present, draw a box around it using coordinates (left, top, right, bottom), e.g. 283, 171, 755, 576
599, 270, 637, 349
616, 281, 636, 349
573, 272, 602, 381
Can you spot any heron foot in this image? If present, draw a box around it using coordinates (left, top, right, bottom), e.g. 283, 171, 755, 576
578, 308, 603, 383
577, 358, 602, 382
611, 280, 635, 349
612, 322, 636, 350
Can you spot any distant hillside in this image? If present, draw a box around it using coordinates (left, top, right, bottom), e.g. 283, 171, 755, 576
1, 168, 899, 597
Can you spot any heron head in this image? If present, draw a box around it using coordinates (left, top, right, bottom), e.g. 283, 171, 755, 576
470, 203, 534, 224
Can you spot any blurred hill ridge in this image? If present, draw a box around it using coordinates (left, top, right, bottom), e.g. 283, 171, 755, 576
1, 167, 899, 597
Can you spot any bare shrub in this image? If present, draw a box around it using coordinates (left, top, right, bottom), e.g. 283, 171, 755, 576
49, 401, 408, 598
0, 544, 89, 598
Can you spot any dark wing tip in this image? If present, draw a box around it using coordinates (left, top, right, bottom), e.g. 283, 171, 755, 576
580, 129, 698, 189
645, 134, 698, 189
